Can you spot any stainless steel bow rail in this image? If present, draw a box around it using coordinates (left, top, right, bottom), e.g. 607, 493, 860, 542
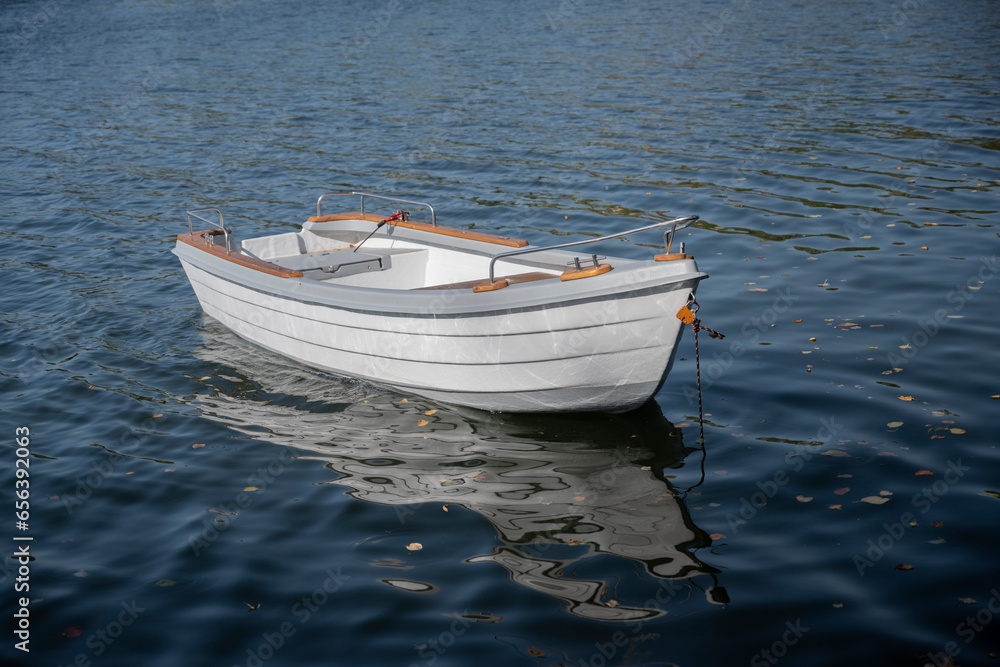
485, 215, 699, 283
316, 192, 437, 227
186, 208, 231, 253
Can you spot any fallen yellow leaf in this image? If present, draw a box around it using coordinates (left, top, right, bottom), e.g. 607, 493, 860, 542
425, 409, 438, 415
417, 419, 429, 427
244, 486, 259, 492
406, 543, 422, 551
898, 395, 914, 401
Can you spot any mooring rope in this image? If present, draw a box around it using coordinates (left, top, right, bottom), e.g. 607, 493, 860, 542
676, 297, 725, 445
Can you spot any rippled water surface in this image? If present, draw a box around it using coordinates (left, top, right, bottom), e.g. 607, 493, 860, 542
2, 1, 999, 665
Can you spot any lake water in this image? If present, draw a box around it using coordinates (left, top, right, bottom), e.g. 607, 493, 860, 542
2, 1, 999, 665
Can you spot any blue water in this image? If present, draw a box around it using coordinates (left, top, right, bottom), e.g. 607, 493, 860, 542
2, 1, 999, 665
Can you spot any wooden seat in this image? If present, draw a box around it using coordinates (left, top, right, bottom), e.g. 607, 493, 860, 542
414, 272, 557, 291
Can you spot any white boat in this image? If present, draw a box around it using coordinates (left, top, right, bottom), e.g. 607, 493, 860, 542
172, 191, 707, 413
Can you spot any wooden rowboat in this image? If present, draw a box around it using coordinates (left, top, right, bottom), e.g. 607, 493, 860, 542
172, 192, 707, 413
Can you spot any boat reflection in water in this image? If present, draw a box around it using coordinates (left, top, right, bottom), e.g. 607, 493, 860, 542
190, 322, 728, 621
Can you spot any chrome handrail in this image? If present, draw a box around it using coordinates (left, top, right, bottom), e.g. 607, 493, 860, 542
316, 191, 437, 227
486, 216, 699, 283
186, 208, 231, 253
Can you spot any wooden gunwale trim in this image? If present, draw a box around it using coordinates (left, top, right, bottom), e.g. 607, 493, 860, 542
414, 271, 557, 291
176, 231, 303, 278
307, 212, 529, 248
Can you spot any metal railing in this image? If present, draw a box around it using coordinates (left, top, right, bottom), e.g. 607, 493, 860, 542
186, 208, 231, 253
316, 192, 437, 227
485, 216, 698, 283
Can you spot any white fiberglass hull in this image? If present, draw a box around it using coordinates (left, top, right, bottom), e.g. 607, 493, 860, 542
178, 260, 699, 412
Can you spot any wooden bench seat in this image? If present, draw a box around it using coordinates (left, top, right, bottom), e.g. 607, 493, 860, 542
414, 272, 557, 291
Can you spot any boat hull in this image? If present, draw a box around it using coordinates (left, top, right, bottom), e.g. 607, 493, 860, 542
175, 255, 703, 413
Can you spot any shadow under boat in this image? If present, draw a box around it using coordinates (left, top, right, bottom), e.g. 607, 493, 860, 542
187, 320, 728, 621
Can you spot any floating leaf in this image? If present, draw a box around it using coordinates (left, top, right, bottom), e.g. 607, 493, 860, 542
406, 543, 422, 551
879, 490, 893, 496
834, 487, 850, 495
573, 495, 586, 501
424, 409, 438, 415
606, 600, 619, 608
932, 521, 944, 527
153, 413, 163, 418
887, 421, 903, 428
192, 443, 205, 449
61, 627, 84, 638
894, 563, 914, 571
828, 504, 842, 510
796, 495, 813, 503
709, 533, 727, 540
417, 419, 429, 427
822, 450, 851, 458
860, 496, 890, 505
244, 486, 258, 492
156, 579, 176, 587
915, 470, 933, 476
898, 395, 914, 401
949, 428, 966, 435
